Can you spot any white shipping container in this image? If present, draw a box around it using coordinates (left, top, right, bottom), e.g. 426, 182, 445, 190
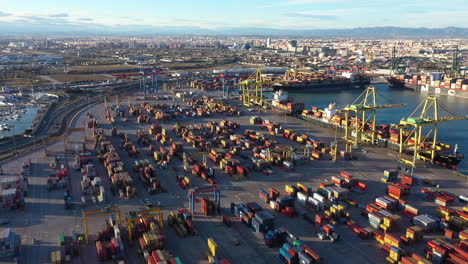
378, 210, 392, 217
368, 213, 382, 223
313, 193, 325, 203
114, 226, 121, 239
297, 192, 307, 202
270, 200, 277, 209
283, 161, 293, 168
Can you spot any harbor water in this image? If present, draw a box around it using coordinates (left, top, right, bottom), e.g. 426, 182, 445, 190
0, 106, 40, 138
287, 83, 468, 174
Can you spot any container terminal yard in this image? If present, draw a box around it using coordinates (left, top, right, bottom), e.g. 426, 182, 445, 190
0, 80, 467, 264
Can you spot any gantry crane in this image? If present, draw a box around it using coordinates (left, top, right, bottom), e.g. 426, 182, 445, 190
330, 140, 353, 162
239, 69, 267, 107
188, 185, 220, 215
394, 96, 468, 168
283, 69, 319, 81
127, 207, 163, 243
340, 86, 405, 148
183, 151, 207, 172
83, 206, 122, 244
112, 68, 164, 96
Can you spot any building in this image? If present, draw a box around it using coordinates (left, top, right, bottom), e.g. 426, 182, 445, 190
266, 38, 271, 48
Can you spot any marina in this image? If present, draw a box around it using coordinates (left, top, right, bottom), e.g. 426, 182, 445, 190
0, 105, 41, 138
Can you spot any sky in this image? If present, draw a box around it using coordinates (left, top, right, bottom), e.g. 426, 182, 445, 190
0, 0, 467, 31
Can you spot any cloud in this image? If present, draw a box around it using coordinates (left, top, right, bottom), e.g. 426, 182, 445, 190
22, 16, 50, 21
284, 0, 343, 4
49, 13, 69, 17
78, 18, 93, 21
408, 10, 427, 14
285, 12, 336, 20
0, 11, 11, 17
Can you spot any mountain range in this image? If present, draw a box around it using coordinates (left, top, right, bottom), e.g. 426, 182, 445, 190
1, 20, 467, 38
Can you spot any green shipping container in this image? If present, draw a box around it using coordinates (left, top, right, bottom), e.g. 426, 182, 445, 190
59, 233, 65, 246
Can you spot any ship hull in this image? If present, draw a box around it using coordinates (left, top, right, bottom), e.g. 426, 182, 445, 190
273, 79, 371, 92
387, 78, 468, 99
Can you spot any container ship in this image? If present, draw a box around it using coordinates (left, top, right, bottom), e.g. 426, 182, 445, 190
266, 90, 305, 115
387, 73, 468, 99
272, 70, 371, 92
266, 91, 463, 169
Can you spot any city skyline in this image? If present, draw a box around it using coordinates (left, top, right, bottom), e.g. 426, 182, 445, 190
0, 0, 467, 33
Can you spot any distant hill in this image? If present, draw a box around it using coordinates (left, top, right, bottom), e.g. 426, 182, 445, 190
0, 21, 467, 38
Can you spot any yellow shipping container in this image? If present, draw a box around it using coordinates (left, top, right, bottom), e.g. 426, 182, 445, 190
383, 217, 392, 227
296, 183, 306, 190
285, 185, 295, 194
390, 248, 402, 260
380, 224, 389, 232
376, 237, 385, 244
208, 238, 218, 256
386, 256, 398, 263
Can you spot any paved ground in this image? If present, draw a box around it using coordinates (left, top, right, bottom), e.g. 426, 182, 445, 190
0, 88, 466, 264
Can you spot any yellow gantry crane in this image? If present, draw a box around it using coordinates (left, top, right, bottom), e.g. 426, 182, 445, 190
283, 69, 318, 81
239, 69, 266, 107
127, 207, 163, 243
394, 96, 468, 168
331, 140, 353, 162
341, 86, 405, 148
83, 206, 122, 244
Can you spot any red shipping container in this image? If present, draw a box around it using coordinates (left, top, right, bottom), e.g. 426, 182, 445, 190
323, 225, 332, 235
340, 171, 353, 179
401, 174, 414, 185
366, 203, 381, 213
269, 188, 280, 199
315, 214, 323, 225
287, 248, 297, 257
401, 256, 417, 264
453, 246, 468, 260
355, 181, 367, 191
447, 252, 467, 264
304, 247, 321, 262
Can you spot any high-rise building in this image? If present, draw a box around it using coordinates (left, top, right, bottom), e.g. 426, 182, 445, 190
266, 38, 271, 48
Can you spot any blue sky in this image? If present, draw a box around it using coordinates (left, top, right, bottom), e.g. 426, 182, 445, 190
0, 0, 467, 29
